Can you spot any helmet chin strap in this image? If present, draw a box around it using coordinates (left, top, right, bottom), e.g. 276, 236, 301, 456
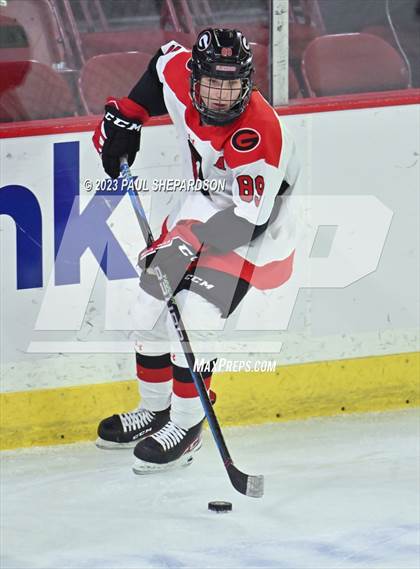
200, 115, 231, 127
200, 113, 239, 127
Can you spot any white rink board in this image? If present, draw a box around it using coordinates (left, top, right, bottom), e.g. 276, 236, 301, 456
0, 104, 419, 392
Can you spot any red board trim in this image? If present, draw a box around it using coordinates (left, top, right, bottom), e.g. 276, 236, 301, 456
0, 89, 419, 139
277, 89, 420, 116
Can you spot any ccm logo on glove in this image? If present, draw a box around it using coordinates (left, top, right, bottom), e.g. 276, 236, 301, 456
104, 111, 142, 132
92, 96, 149, 179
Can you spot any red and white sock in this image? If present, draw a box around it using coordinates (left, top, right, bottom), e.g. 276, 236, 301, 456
136, 352, 172, 412
170, 360, 216, 429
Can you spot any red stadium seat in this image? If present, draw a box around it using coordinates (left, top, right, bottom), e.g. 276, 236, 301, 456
79, 52, 151, 115
81, 29, 194, 60
0, 60, 30, 94
362, 25, 420, 88
361, 26, 396, 47
301, 33, 410, 97
0, 60, 77, 122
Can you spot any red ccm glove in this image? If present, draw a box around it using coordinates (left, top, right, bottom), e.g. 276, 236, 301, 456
138, 220, 205, 294
92, 96, 149, 179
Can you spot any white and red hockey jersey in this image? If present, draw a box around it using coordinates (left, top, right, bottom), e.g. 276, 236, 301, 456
154, 41, 301, 290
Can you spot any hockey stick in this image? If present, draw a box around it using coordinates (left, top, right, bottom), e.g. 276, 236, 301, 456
120, 158, 264, 498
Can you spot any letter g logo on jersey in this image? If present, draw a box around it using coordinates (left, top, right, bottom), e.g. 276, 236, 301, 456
231, 128, 261, 152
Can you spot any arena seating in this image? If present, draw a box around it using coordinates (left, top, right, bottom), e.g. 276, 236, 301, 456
289, 0, 325, 63
80, 29, 194, 60
0, 15, 31, 61
0, 1, 415, 123
0, 0, 66, 66
0, 61, 77, 121
79, 52, 151, 115
252, 44, 302, 99
362, 25, 420, 87
301, 33, 410, 96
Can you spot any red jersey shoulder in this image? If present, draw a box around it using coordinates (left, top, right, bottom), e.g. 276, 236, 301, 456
161, 49, 192, 107
224, 91, 283, 170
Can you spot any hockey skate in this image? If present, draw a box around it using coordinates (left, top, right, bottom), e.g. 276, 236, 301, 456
132, 419, 203, 474
96, 407, 170, 449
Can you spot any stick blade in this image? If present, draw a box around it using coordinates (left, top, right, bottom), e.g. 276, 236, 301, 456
227, 464, 264, 498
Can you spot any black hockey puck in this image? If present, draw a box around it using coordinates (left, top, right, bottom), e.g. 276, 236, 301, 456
208, 501, 232, 513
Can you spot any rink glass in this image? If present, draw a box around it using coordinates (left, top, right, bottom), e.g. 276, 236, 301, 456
0, 0, 419, 124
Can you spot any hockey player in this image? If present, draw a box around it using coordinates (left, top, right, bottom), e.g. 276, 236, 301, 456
92, 28, 300, 473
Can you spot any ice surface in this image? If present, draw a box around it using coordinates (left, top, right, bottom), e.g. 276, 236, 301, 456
1, 410, 419, 569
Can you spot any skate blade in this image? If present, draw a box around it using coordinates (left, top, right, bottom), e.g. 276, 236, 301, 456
95, 437, 137, 450
132, 443, 202, 475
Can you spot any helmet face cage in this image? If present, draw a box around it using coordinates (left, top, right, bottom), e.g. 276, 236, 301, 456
190, 28, 254, 125
191, 75, 252, 124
